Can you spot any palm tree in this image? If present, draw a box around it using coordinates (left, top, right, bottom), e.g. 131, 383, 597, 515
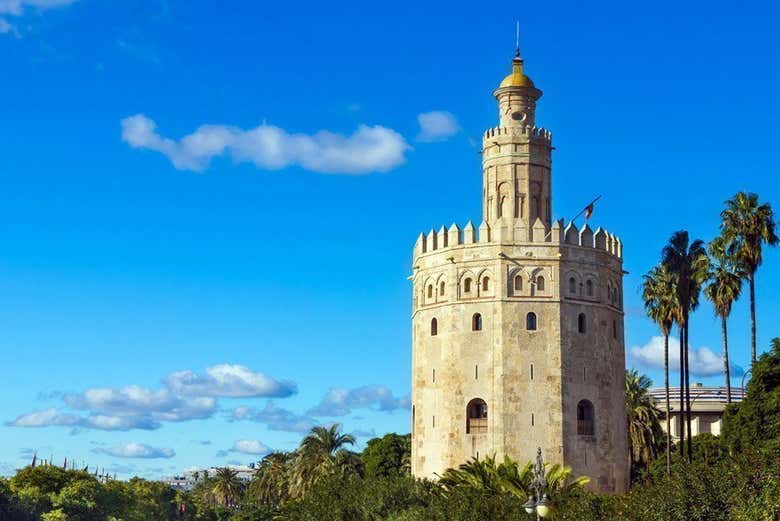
642, 264, 677, 475
438, 455, 510, 495
438, 454, 589, 500
292, 424, 358, 497
705, 237, 744, 404
625, 369, 663, 482
720, 192, 779, 365
662, 230, 709, 464
210, 467, 244, 508
251, 451, 294, 506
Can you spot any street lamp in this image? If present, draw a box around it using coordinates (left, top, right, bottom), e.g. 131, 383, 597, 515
522, 447, 552, 519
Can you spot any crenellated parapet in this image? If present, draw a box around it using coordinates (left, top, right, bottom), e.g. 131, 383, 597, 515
413, 219, 622, 260
482, 125, 552, 143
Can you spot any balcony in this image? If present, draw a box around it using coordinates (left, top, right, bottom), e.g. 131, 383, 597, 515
467, 418, 488, 434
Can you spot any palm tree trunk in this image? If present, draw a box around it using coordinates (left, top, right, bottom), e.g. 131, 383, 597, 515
664, 333, 671, 476
722, 316, 732, 404
684, 322, 693, 464
678, 326, 686, 462
749, 272, 757, 365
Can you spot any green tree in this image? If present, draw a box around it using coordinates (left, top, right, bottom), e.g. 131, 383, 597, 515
625, 369, 663, 482
661, 230, 709, 463
361, 433, 411, 478
704, 236, 744, 403
51, 478, 108, 521
720, 192, 779, 365
246, 451, 294, 507
210, 468, 244, 509
438, 454, 588, 501
291, 424, 360, 498
41, 509, 70, 521
721, 338, 780, 452
642, 263, 677, 475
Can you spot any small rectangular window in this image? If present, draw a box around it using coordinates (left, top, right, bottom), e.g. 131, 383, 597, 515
432, 416, 435, 428
530, 363, 534, 381
531, 413, 535, 426
432, 368, 436, 383
475, 365, 479, 380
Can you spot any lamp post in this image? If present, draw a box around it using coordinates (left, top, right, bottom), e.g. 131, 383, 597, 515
522, 447, 552, 519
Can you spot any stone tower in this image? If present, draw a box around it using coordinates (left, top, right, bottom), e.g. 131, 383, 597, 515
410, 48, 629, 493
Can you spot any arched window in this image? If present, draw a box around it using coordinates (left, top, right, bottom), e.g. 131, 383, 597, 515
577, 400, 595, 435
472, 313, 483, 331
466, 398, 488, 434
427, 285, 433, 299
514, 275, 523, 292
586, 280, 594, 297
464, 278, 472, 293
431, 318, 438, 336
569, 277, 577, 294
536, 276, 545, 292
482, 277, 490, 291
439, 281, 446, 296
526, 312, 537, 331
578, 313, 587, 334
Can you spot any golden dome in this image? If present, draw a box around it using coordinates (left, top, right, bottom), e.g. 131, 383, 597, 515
499, 57, 535, 89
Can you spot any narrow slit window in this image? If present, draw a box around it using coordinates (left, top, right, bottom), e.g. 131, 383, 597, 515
530, 363, 534, 381
578, 313, 587, 334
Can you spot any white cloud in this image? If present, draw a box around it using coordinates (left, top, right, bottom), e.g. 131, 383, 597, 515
95, 442, 175, 459
416, 111, 459, 142
628, 336, 745, 377
165, 364, 296, 399
308, 385, 411, 417
0, 0, 77, 34
231, 402, 316, 433
8, 364, 296, 431
121, 114, 411, 174
0, 0, 75, 15
230, 439, 270, 455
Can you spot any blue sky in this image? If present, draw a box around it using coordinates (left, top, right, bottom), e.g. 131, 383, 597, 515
1, 0, 779, 478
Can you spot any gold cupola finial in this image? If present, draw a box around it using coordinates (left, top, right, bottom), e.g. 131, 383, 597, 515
499, 22, 535, 89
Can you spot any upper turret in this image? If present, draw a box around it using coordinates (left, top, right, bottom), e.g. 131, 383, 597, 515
481, 50, 552, 232
493, 49, 543, 128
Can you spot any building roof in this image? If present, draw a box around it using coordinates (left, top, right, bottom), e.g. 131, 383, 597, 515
499, 56, 535, 89
649, 385, 744, 413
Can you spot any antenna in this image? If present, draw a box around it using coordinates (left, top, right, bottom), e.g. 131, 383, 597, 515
515, 21, 520, 57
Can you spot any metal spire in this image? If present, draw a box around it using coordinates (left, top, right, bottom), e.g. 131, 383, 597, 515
515, 21, 521, 58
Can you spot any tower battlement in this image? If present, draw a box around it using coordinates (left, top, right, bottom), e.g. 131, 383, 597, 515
413, 219, 622, 260
482, 125, 552, 142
